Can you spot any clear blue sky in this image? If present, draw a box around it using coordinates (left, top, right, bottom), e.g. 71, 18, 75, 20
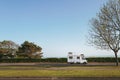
1, 0, 117, 58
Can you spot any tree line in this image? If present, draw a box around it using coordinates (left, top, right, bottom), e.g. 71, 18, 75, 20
0, 40, 42, 59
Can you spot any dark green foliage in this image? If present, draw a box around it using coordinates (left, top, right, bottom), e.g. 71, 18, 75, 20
0, 40, 19, 59
86, 57, 119, 62
0, 57, 119, 63
0, 54, 4, 59
0, 40, 43, 59
0, 58, 67, 63
0, 58, 41, 63
18, 41, 42, 59
41, 58, 67, 62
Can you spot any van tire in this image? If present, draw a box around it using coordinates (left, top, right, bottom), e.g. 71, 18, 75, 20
83, 62, 87, 64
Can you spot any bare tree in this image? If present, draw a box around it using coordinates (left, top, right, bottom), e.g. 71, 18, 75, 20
90, 0, 120, 66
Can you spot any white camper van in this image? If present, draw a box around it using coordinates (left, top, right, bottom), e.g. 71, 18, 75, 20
67, 52, 87, 64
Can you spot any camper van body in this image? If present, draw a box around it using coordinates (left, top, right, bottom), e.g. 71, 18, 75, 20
67, 52, 87, 64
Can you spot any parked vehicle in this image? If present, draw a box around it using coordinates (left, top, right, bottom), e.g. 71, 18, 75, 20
67, 52, 87, 64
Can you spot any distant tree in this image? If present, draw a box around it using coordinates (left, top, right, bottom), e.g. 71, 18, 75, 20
89, 0, 120, 66
18, 41, 42, 59
0, 40, 19, 58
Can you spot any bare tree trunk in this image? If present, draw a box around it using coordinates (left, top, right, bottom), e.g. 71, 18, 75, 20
114, 51, 119, 66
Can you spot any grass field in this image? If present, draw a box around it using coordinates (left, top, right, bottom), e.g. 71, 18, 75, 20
0, 66, 120, 77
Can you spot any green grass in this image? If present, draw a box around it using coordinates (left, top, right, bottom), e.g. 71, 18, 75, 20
0, 66, 120, 77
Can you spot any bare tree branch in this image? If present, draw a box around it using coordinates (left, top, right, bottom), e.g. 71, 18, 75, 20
89, 0, 120, 66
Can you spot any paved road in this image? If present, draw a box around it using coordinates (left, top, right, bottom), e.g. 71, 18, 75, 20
0, 62, 117, 66
0, 77, 120, 80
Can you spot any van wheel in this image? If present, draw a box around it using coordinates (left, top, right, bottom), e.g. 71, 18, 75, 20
83, 62, 87, 64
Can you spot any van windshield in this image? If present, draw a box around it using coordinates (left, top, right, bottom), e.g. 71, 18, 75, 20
82, 57, 86, 60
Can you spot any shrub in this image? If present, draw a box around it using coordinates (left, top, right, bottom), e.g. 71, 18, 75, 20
0, 57, 119, 63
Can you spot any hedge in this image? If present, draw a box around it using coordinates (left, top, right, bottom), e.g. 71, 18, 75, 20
0, 58, 67, 63
86, 57, 120, 62
0, 57, 119, 63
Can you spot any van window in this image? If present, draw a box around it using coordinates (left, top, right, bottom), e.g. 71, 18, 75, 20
82, 57, 86, 60
69, 56, 73, 59
77, 57, 80, 59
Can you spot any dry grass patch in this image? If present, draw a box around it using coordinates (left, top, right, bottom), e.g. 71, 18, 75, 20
0, 66, 120, 77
